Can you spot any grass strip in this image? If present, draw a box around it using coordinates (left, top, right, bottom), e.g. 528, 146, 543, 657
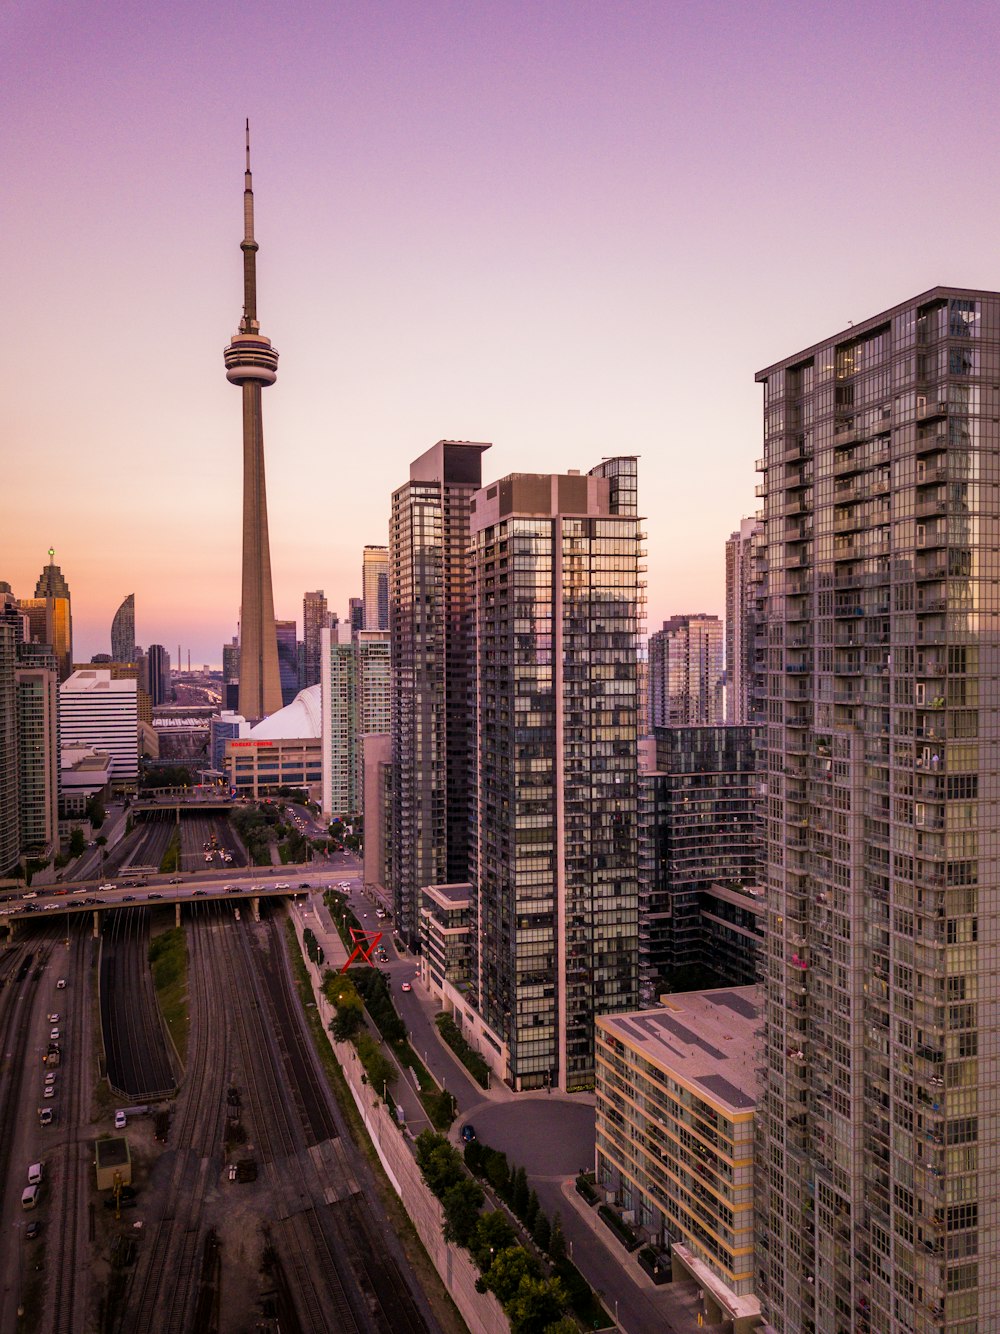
148, 925, 189, 1065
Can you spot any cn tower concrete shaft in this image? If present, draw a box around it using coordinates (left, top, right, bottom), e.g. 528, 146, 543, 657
224, 122, 282, 721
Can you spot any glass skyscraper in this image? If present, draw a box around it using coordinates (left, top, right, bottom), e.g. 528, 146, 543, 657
469, 458, 643, 1090
755, 288, 1000, 1334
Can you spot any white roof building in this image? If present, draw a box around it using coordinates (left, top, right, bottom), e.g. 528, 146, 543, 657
59, 671, 138, 783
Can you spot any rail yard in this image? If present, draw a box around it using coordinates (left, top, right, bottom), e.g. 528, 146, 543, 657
0, 902, 440, 1334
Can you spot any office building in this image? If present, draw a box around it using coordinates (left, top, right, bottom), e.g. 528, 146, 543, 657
754, 288, 1000, 1334
302, 590, 329, 688
145, 644, 170, 707
110, 593, 137, 663
725, 519, 764, 724
648, 614, 723, 727
349, 597, 364, 636
224, 124, 282, 721
59, 670, 138, 785
21, 548, 73, 682
595, 989, 761, 1313
210, 709, 249, 774
276, 619, 299, 707
362, 545, 389, 631
467, 457, 643, 1091
321, 628, 391, 819
390, 439, 491, 947
637, 726, 761, 1003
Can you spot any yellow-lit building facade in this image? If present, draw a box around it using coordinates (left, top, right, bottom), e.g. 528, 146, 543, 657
595, 987, 760, 1298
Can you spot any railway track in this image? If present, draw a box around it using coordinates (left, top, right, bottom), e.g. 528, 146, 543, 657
101, 909, 176, 1099
118, 905, 230, 1334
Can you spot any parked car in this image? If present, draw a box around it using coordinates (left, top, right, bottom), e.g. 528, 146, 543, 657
115, 1110, 127, 1129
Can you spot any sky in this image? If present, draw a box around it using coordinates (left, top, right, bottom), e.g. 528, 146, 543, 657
5, 0, 1000, 666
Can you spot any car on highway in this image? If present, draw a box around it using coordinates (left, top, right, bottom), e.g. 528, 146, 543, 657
47, 1013, 59, 1023
225, 886, 241, 893
44, 1072, 56, 1087
50, 1028, 59, 1040
193, 889, 207, 896
37, 1108, 52, 1128
122, 895, 135, 902
98, 883, 117, 891
461, 1124, 477, 1144
72, 888, 87, 896
400, 981, 412, 993
25, 1221, 42, 1240
275, 882, 290, 890
43, 1084, 55, 1099
147, 893, 163, 900
56, 978, 66, 989
168, 877, 182, 884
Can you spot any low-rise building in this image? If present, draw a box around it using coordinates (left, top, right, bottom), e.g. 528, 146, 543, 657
418, 883, 472, 999
595, 987, 761, 1309
224, 684, 322, 801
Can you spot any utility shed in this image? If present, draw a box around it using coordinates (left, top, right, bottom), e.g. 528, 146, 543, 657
95, 1136, 131, 1190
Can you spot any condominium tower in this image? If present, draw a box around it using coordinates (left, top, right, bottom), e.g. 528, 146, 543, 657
754, 288, 1000, 1334
389, 439, 490, 947
725, 518, 763, 723
648, 614, 723, 727
469, 458, 643, 1091
302, 590, 329, 688
362, 546, 389, 631
224, 123, 282, 721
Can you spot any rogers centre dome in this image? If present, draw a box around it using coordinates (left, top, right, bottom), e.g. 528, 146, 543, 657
249, 684, 321, 739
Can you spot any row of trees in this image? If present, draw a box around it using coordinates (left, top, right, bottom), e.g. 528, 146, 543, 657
415, 1131, 575, 1334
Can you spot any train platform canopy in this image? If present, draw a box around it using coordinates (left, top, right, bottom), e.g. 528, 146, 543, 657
95, 1136, 132, 1190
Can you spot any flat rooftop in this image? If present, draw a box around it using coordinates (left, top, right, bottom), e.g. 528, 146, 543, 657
95, 1136, 130, 1168
598, 986, 761, 1115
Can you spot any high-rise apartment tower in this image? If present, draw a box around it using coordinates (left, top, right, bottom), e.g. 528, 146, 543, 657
224, 123, 282, 721
363, 546, 389, 631
754, 288, 1000, 1334
725, 518, 763, 723
389, 440, 490, 946
302, 590, 329, 688
469, 457, 643, 1091
648, 613, 723, 726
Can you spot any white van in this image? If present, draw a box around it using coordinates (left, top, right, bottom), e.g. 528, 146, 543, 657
21, 1185, 38, 1209
27, 1163, 42, 1186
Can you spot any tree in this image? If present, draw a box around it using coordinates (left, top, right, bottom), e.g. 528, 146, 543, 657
331, 995, 363, 1040
441, 1178, 485, 1246
525, 1188, 540, 1231
505, 1275, 569, 1334
415, 1131, 464, 1197
68, 827, 86, 858
547, 1214, 566, 1262
531, 1210, 551, 1252
484, 1149, 510, 1196
513, 1166, 530, 1219
481, 1246, 539, 1305
470, 1211, 517, 1272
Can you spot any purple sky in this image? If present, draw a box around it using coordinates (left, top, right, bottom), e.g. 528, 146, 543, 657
5, 0, 1000, 665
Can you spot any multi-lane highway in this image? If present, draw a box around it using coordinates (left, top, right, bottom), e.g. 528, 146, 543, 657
0, 861, 362, 923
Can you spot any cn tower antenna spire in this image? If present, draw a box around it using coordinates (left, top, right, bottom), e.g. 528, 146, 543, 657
241, 118, 258, 332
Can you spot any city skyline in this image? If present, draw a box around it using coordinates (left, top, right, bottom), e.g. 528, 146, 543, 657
6, 2, 1000, 663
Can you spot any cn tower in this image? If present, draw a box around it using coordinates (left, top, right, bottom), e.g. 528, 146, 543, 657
224, 122, 282, 720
